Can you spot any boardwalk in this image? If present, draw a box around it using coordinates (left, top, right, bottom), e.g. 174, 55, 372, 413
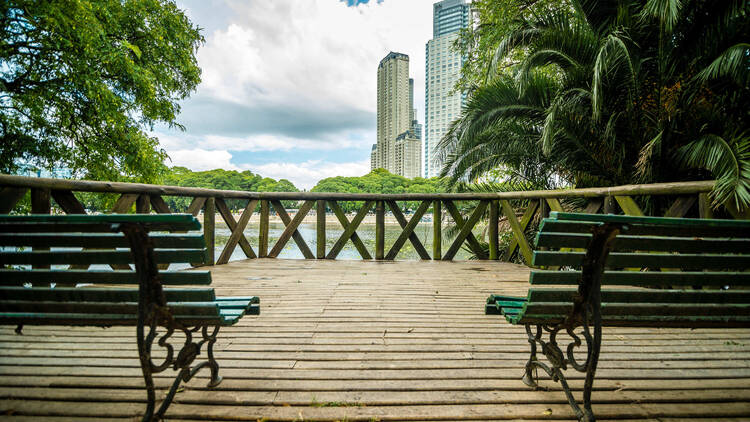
1, 259, 750, 421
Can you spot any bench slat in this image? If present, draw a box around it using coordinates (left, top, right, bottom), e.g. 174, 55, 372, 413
0, 269, 212, 286
533, 250, 750, 269
0, 249, 207, 265
536, 232, 750, 253
537, 219, 750, 239
0, 313, 227, 326
522, 302, 750, 317
0, 233, 205, 249
0, 287, 216, 302
529, 270, 750, 286
0, 301, 222, 316
0, 214, 201, 232
527, 288, 750, 304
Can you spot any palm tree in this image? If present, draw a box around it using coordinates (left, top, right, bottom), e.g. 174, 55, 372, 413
440, 0, 749, 211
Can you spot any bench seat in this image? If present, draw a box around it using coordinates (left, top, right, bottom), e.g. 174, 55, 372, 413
485, 212, 750, 422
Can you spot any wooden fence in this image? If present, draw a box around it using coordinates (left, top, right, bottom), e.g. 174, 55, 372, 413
1, 173, 735, 265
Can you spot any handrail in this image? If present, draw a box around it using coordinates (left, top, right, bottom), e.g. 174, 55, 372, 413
0, 173, 727, 265
0, 174, 714, 200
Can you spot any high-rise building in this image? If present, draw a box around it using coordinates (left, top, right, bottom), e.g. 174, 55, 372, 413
371, 52, 421, 178
424, 0, 470, 178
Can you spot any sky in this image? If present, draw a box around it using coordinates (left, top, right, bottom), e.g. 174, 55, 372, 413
156, 0, 441, 189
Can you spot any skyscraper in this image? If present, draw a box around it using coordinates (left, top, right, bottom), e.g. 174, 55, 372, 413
424, 0, 470, 178
371, 52, 421, 177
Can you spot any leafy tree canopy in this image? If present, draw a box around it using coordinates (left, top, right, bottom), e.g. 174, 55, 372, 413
0, 0, 203, 182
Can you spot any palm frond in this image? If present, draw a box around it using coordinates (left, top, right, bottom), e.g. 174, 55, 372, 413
695, 43, 750, 88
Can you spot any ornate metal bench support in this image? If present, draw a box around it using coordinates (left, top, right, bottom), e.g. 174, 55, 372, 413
121, 223, 224, 422
520, 223, 621, 422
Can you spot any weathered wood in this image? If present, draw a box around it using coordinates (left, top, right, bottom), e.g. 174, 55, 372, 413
375, 201, 385, 260
488, 201, 499, 260
31, 188, 51, 269
443, 200, 489, 261
216, 198, 258, 264
328, 201, 372, 260
148, 195, 172, 214
539, 198, 550, 220
385, 200, 430, 260
135, 194, 150, 214
583, 199, 603, 214
327, 201, 374, 260
258, 200, 269, 258
269, 200, 315, 259
185, 197, 206, 216
500, 200, 534, 265
110, 194, 138, 213
663, 195, 697, 218
203, 197, 215, 266
699, 193, 714, 219
433, 200, 441, 260
615, 195, 645, 216
502, 201, 539, 262
604, 196, 616, 214
545, 198, 564, 213
0, 173, 716, 201
0, 187, 28, 213
317, 200, 326, 259
51, 190, 86, 214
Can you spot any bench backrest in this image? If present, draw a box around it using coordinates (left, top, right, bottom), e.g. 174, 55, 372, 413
0, 214, 210, 286
0, 214, 222, 326
520, 212, 750, 327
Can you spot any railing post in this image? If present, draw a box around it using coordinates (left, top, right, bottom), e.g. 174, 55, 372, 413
604, 196, 616, 214
489, 200, 499, 260
539, 198, 550, 219
203, 197, 215, 266
31, 188, 51, 269
136, 194, 150, 214
259, 200, 269, 258
375, 200, 385, 260
317, 200, 326, 259
699, 193, 714, 219
433, 200, 441, 260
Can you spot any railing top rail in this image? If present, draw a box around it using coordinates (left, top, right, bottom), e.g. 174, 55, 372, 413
0, 173, 714, 201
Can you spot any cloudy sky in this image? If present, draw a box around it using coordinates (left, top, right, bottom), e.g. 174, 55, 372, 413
155, 0, 441, 189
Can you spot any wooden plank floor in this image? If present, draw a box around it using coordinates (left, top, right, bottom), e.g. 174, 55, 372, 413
1, 259, 750, 421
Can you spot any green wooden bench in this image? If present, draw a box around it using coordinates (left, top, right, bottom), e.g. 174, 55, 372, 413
485, 212, 750, 422
0, 214, 260, 422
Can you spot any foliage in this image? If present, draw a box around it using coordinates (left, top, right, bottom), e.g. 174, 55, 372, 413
162, 167, 299, 212
311, 168, 447, 212
441, 0, 750, 211
0, 0, 203, 183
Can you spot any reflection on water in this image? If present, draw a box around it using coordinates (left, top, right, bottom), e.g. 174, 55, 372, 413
212, 220, 473, 262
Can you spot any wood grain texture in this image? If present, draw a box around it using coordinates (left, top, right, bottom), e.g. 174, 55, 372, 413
0, 259, 748, 420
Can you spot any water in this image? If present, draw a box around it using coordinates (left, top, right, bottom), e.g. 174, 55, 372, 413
212, 219, 474, 262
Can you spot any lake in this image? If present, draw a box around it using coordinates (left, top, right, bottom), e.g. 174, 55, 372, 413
212, 220, 474, 261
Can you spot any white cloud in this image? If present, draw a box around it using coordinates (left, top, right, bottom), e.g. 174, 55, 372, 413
156, 130, 367, 153
194, 0, 434, 119
245, 159, 372, 189
167, 149, 239, 171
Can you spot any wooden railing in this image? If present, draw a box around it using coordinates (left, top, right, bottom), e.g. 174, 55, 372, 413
2, 173, 738, 265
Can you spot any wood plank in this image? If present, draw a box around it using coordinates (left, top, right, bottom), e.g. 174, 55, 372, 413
109, 194, 138, 213
50, 190, 86, 214
202, 197, 215, 266
500, 200, 534, 265
31, 188, 51, 270
614, 195, 645, 216
664, 195, 697, 218
433, 200, 441, 260
185, 197, 206, 216
375, 200, 385, 260
216, 198, 258, 264
258, 200, 269, 258
135, 194, 150, 214
699, 192, 714, 219
0, 187, 28, 213
385, 200, 430, 260
269, 200, 315, 259
442, 200, 487, 260
502, 200, 538, 262
317, 200, 326, 259
327, 201, 373, 260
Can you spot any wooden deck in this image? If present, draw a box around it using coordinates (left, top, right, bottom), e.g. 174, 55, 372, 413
1, 259, 750, 421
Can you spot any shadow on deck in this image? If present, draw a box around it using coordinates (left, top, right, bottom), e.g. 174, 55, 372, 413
1, 259, 750, 421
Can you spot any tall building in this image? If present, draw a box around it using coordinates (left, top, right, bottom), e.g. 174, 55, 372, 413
371, 52, 421, 178
424, 0, 470, 178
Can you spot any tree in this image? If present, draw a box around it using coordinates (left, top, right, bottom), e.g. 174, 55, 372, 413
0, 0, 203, 182
441, 0, 750, 211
